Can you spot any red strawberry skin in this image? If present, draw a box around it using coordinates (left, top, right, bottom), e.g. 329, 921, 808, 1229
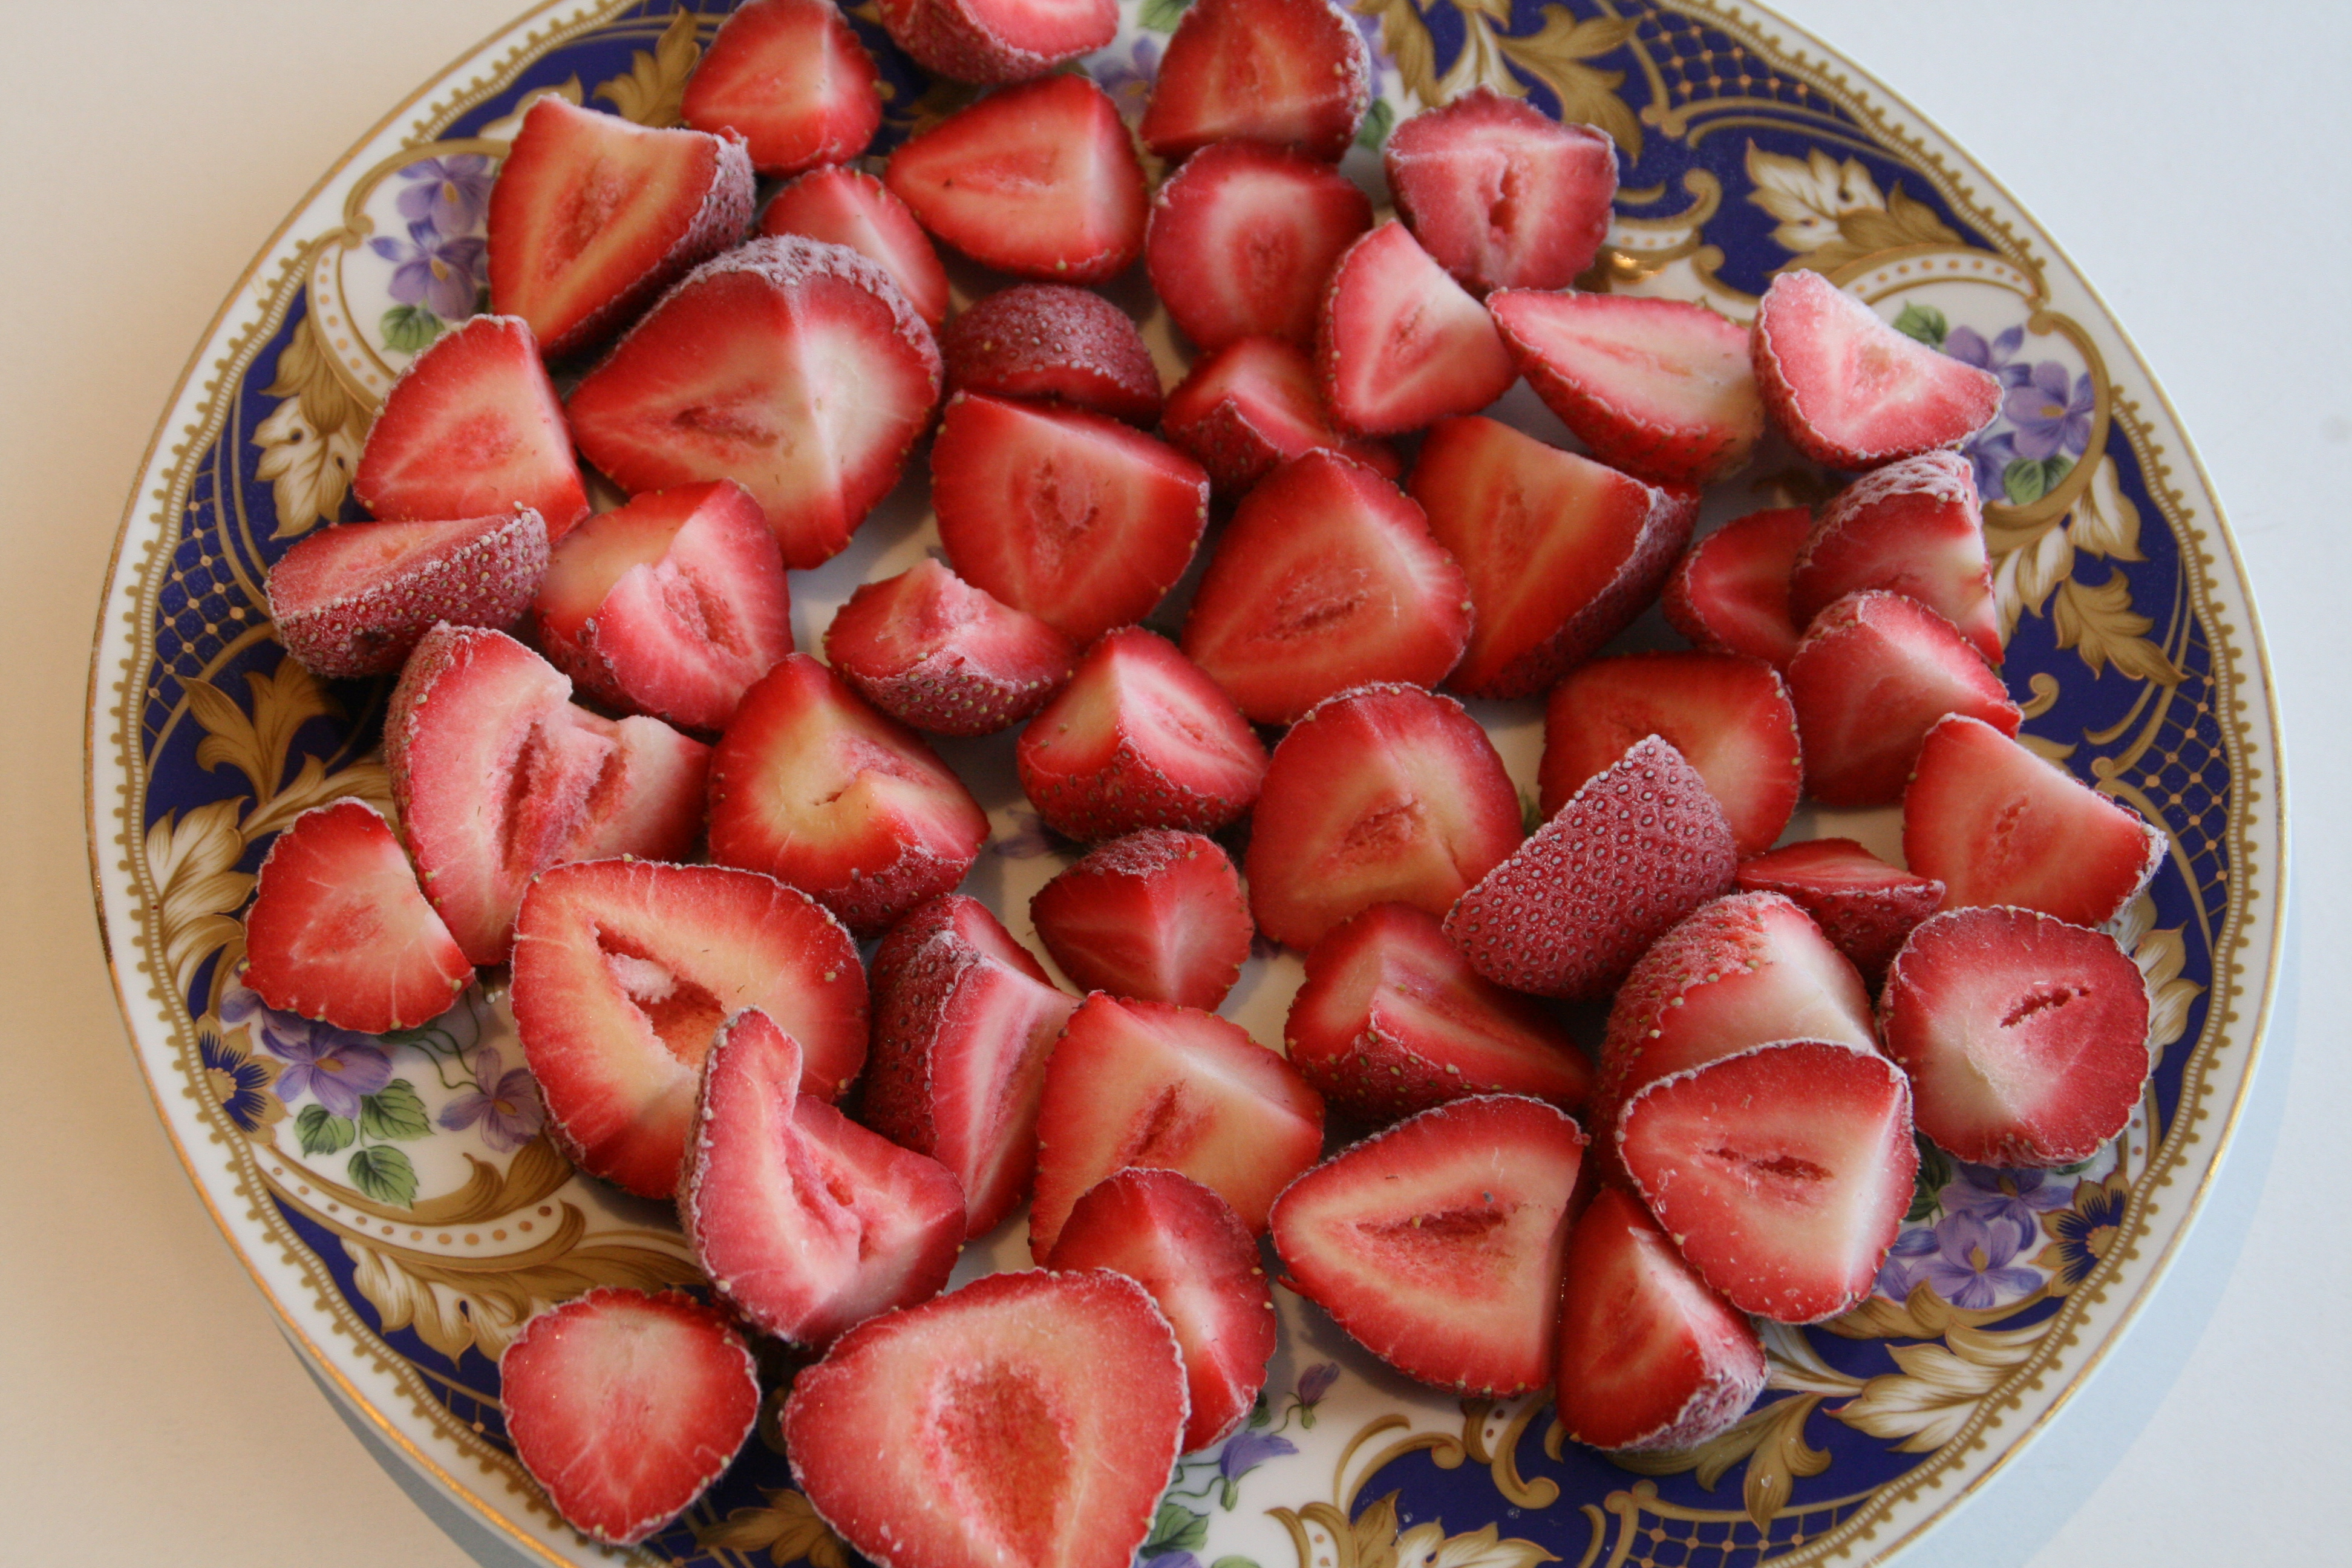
1028, 829, 1252, 1010
1736, 837, 1945, 984
1661, 505, 1813, 669
1161, 336, 1399, 494
1751, 268, 2002, 469
679, 0, 882, 177
823, 557, 1079, 737
876, 0, 1119, 85
759, 165, 949, 329
1383, 87, 1616, 295
1792, 451, 2002, 666
267, 509, 547, 679
1147, 142, 1374, 353
1138, 0, 1371, 162
940, 284, 1163, 428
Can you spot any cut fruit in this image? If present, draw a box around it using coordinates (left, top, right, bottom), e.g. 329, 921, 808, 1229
1138, 0, 1371, 162
823, 557, 1078, 737
940, 284, 1163, 427
1736, 838, 1945, 984
1146, 142, 1374, 353
1161, 336, 1399, 494
1028, 829, 1252, 1011
1751, 268, 2002, 469
1661, 505, 1814, 669
1792, 451, 2002, 666
1384, 88, 1616, 295
267, 509, 547, 679
679, 0, 883, 177
1318, 221, 1516, 436
875, 0, 1119, 85
758, 165, 949, 329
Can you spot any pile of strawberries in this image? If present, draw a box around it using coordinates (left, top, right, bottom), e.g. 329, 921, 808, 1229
235, 0, 2170, 1561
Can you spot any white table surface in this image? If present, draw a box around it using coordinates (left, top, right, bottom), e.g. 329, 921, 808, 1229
5, 2, 2342, 1564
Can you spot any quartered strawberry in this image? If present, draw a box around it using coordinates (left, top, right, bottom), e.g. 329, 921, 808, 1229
501, 1289, 759, 1547
757, 165, 949, 328
1791, 450, 2002, 665
1751, 268, 2002, 469
940, 284, 1163, 427
485, 97, 754, 359
1383, 88, 1616, 296
1661, 505, 1813, 668
242, 799, 472, 1033
884, 73, 1146, 283
1318, 221, 1517, 436
1271, 1094, 1586, 1396
352, 315, 587, 536
823, 557, 1078, 737
1160, 336, 1400, 494
1180, 450, 1471, 725
1736, 837, 1945, 984
1028, 829, 1252, 1010
566, 235, 942, 571
1146, 143, 1373, 353
679, 0, 882, 177
267, 508, 547, 679
1138, 0, 1371, 162
1246, 684, 1522, 952
875, 0, 1119, 85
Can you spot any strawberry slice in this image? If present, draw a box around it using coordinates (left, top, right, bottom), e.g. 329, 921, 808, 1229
1161, 336, 1400, 493
1138, 0, 1371, 162
1270, 1094, 1586, 1396
566, 235, 942, 571
1147, 143, 1373, 353
679, 0, 882, 177
1489, 290, 1764, 487
1903, 713, 2166, 924
1028, 829, 1252, 1010
550, 712, 712, 866
1736, 837, 1945, 984
352, 315, 587, 537
1180, 450, 1471, 725
1751, 268, 2002, 469
1318, 221, 1517, 436
1791, 450, 2002, 665
1617, 1037, 1916, 1324
485, 97, 754, 359
242, 799, 472, 1033
266, 509, 547, 679
1245, 684, 1523, 952
823, 557, 1078, 737
884, 74, 1146, 283
1661, 505, 1813, 668
1383, 87, 1616, 296
941, 284, 1163, 427
757, 165, 950, 329
500, 1289, 759, 1547
875, 0, 1119, 85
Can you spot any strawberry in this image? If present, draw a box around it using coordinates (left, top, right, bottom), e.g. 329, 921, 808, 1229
1616, 1037, 1916, 1324
1138, 0, 1371, 162
932, 393, 1210, 648
485, 96, 754, 359
266, 508, 547, 679
783, 1270, 1186, 1568
1903, 713, 2166, 925
566, 235, 942, 572
500, 1289, 759, 1547
1750, 268, 2002, 469
1027, 993, 1324, 1259
1270, 1094, 1586, 1396
875, 0, 1118, 85
1488, 290, 1764, 487
1410, 414, 1697, 699
1161, 336, 1399, 493
1179, 451, 1471, 725
351, 315, 587, 537
823, 557, 1079, 737
940, 284, 1163, 427
1791, 450, 2002, 665
1661, 505, 1813, 668
757, 165, 950, 329
1044, 1168, 1276, 1452
510, 857, 867, 1198
1318, 221, 1517, 436
549, 713, 713, 866
1245, 684, 1523, 952
1028, 829, 1252, 1010
1284, 902, 1595, 1126
1383, 88, 1616, 296
884, 74, 1146, 283
1735, 837, 1945, 984
1146, 143, 1373, 353
241, 799, 472, 1033
679, 0, 882, 177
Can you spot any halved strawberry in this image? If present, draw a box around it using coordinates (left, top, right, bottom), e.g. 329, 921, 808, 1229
679, 0, 882, 177
941, 284, 1163, 426
1661, 505, 1813, 668
1028, 829, 1252, 1010
884, 74, 1146, 283
501, 1289, 759, 1547
823, 557, 1078, 737
1318, 221, 1517, 436
352, 315, 587, 536
1751, 269, 2002, 469
1791, 450, 2002, 665
550, 712, 713, 866
1147, 143, 1373, 353
1161, 336, 1400, 493
267, 509, 547, 679
242, 799, 472, 1033
1383, 88, 1616, 296
565, 235, 942, 571
757, 165, 950, 328
485, 97, 754, 359
1245, 684, 1522, 952
1736, 837, 1945, 984
875, 0, 1119, 85
1138, 0, 1371, 162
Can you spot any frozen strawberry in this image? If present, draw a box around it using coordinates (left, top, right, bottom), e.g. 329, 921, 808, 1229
1319, 222, 1517, 436
1285, 903, 1594, 1126
1552, 1186, 1766, 1453
1272, 1094, 1585, 1396
1661, 505, 1813, 668
1736, 837, 1945, 984
1138, 0, 1371, 162
511, 857, 866, 1197
267, 509, 547, 679
1147, 143, 1373, 353
824, 557, 1078, 736
1161, 336, 1400, 493
1383, 88, 1616, 296
1410, 414, 1697, 699
1016, 629, 1265, 842
1751, 268, 2002, 469
1489, 290, 1764, 487
1783, 590, 2020, 808
783, 1269, 1185, 1568
1246, 684, 1522, 951
1903, 713, 2165, 925
941, 284, 1163, 426
932, 393, 1210, 648
875, 0, 1118, 85
1180, 451, 1471, 725
352, 315, 587, 536
680, 0, 881, 177
758, 165, 950, 328
1791, 451, 2002, 665
1028, 993, 1324, 1259
884, 74, 1146, 283
1617, 1037, 1915, 1323
549, 712, 712, 866
242, 799, 472, 1033
566, 235, 942, 571
1538, 651, 1802, 857
501, 1289, 759, 1547
1028, 829, 1252, 1010
486, 97, 754, 359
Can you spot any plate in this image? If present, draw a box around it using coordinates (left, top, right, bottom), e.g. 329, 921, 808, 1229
85, 2, 2282, 1565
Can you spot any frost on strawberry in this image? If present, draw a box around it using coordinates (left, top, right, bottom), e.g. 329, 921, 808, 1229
1383, 87, 1616, 295
1736, 837, 1945, 984
1148, 142, 1373, 354
941, 284, 1163, 428
1791, 451, 2002, 666
267, 509, 547, 679
1028, 829, 1252, 1011
679, 0, 882, 178
1318, 221, 1516, 436
1161, 336, 1399, 494
877, 0, 1119, 85
1661, 505, 1814, 669
1751, 268, 2001, 469
758, 165, 949, 329
823, 557, 1078, 737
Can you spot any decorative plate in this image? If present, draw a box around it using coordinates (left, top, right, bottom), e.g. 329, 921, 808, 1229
87, 2, 2283, 1565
